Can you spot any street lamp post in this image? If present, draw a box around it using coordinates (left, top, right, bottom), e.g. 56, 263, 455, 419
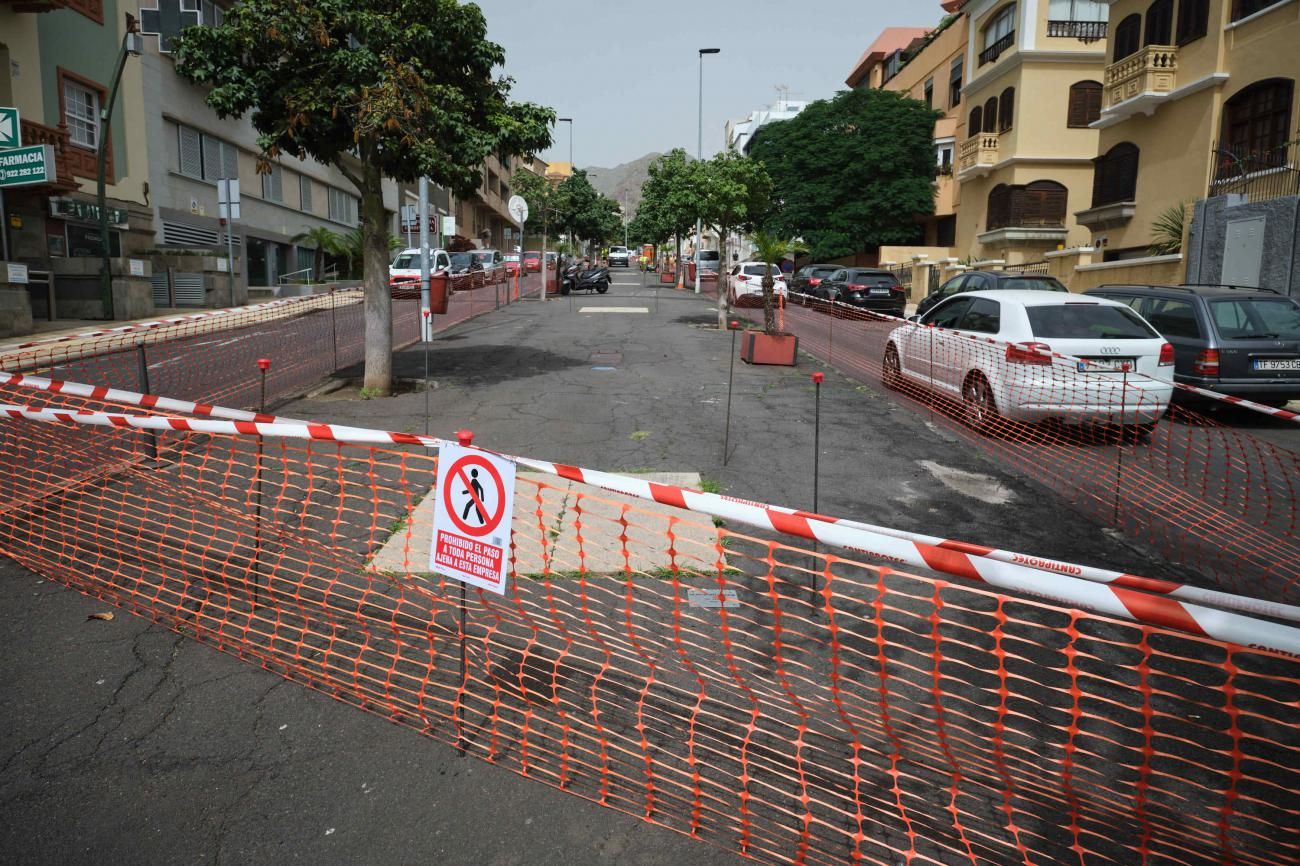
695, 48, 720, 295
98, 15, 142, 319
557, 117, 573, 170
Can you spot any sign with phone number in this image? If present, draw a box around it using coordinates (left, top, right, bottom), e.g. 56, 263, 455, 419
0, 145, 55, 188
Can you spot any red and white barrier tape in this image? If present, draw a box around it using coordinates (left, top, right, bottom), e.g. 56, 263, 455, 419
3, 402, 1297, 658
793, 294, 1300, 424
0, 290, 361, 354
5, 369, 1295, 624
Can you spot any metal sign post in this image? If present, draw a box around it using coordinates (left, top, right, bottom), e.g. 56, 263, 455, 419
507, 195, 529, 302
218, 177, 240, 307
419, 178, 432, 342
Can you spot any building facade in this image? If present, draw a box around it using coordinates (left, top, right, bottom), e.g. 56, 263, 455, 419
953, 0, 1112, 265
1080, 0, 1298, 260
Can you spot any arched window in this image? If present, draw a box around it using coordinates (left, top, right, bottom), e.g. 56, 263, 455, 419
1144, 0, 1173, 46
1113, 14, 1141, 60
1091, 142, 1140, 206
998, 87, 1015, 131
1020, 181, 1069, 227
969, 106, 984, 136
1221, 79, 1295, 166
984, 96, 1000, 132
980, 4, 1017, 65
987, 185, 1013, 229
1176, 0, 1208, 43
1068, 81, 1103, 127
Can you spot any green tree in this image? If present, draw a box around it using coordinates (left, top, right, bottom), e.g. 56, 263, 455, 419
636, 149, 699, 268
748, 88, 939, 260
511, 169, 560, 239
290, 226, 341, 283
749, 231, 807, 336
552, 170, 620, 252
696, 152, 772, 324
175, 0, 553, 394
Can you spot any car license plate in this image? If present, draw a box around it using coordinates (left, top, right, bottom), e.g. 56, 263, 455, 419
870, 288, 890, 295
1253, 359, 1300, 371
1077, 358, 1134, 372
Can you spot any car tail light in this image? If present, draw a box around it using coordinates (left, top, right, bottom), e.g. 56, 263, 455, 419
808, 278, 822, 286
736, 274, 750, 282
847, 283, 866, 291
1006, 342, 1053, 365
1158, 343, 1175, 366
1193, 348, 1219, 375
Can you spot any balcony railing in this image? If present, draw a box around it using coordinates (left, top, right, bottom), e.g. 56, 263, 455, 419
1104, 45, 1178, 109
1210, 138, 1300, 203
958, 133, 1000, 176
1047, 20, 1107, 42
18, 118, 78, 192
978, 31, 1015, 66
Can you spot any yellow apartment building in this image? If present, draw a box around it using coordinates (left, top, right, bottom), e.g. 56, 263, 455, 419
954, 0, 1113, 264
1081, 0, 1299, 258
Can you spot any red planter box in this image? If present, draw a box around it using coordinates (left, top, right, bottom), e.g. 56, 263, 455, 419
660, 270, 676, 284
740, 331, 798, 366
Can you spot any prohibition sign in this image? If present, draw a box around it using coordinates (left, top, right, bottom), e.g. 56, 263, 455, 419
442, 453, 507, 537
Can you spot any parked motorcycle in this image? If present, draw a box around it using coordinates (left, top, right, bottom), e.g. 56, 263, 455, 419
559, 260, 610, 295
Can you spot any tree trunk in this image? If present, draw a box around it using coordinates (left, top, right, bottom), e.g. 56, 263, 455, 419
360, 164, 393, 395
716, 222, 729, 330
762, 266, 777, 335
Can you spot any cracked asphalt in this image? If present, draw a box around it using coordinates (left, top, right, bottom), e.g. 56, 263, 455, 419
2, 267, 1194, 864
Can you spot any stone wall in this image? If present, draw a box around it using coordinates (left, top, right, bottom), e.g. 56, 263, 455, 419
1186, 195, 1300, 295
0, 285, 34, 339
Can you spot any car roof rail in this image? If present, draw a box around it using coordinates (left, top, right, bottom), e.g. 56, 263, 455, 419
1179, 282, 1277, 294
1094, 283, 1194, 293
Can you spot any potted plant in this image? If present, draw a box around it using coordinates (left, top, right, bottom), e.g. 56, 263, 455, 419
739, 230, 804, 366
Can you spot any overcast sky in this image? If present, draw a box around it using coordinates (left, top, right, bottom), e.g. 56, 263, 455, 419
475, 0, 941, 169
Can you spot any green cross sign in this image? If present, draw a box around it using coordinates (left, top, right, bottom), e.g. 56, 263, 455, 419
0, 145, 55, 188
0, 107, 19, 149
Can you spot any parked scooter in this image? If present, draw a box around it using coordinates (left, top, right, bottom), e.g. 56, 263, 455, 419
559, 259, 610, 295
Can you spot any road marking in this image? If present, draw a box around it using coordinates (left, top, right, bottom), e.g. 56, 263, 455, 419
579, 307, 649, 314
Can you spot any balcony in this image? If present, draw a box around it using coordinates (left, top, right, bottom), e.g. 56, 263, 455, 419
978, 31, 1015, 67
1047, 20, 1107, 42
1103, 45, 1178, 117
957, 133, 1000, 180
1075, 201, 1137, 230
17, 118, 78, 192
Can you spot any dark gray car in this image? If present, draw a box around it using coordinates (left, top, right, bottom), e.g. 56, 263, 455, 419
1084, 283, 1300, 407
916, 270, 1068, 317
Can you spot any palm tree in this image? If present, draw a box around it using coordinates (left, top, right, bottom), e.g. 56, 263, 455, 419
290, 226, 341, 283
749, 230, 807, 335
1148, 202, 1187, 257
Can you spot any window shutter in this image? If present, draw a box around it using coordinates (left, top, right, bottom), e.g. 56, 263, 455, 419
221, 141, 238, 182
1145, 0, 1173, 46
1068, 81, 1102, 127
178, 125, 202, 178
999, 88, 1015, 131
970, 107, 983, 135
202, 134, 220, 181
300, 175, 313, 212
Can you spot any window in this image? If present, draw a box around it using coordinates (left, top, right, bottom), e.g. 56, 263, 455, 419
926, 297, 975, 328
924, 79, 934, 108
960, 298, 1002, 334
1113, 14, 1142, 60
1221, 79, 1294, 163
937, 144, 954, 174
63, 79, 100, 150
949, 57, 963, 108
969, 106, 984, 136
1047, 0, 1108, 20
998, 88, 1015, 131
984, 4, 1016, 48
936, 215, 956, 247
1091, 142, 1140, 206
1233, 0, 1288, 21
1144, 298, 1203, 338
182, 0, 224, 28
1068, 81, 1103, 127
984, 97, 999, 132
1210, 298, 1300, 339
261, 164, 283, 202
1176, 0, 1208, 43
1144, 0, 1173, 45
883, 51, 903, 83
299, 175, 314, 212
329, 187, 358, 224
1027, 304, 1158, 339
177, 124, 238, 182
988, 181, 1068, 229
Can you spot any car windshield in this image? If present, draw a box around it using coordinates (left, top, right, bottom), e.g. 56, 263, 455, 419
743, 265, 777, 276
392, 254, 419, 269
449, 253, 473, 269
610, 247, 627, 254
1027, 303, 1159, 339
1209, 298, 1300, 340
524, 252, 541, 260
471, 252, 494, 265
698, 251, 720, 261
1001, 277, 1068, 292
505, 255, 520, 262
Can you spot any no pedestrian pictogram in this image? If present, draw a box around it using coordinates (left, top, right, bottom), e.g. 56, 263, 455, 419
430, 444, 516, 595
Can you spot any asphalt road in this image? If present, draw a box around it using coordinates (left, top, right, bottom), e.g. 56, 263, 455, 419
2, 266, 1293, 864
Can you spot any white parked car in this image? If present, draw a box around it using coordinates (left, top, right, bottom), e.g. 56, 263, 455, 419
389, 247, 450, 290
882, 291, 1175, 431
727, 263, 788, 309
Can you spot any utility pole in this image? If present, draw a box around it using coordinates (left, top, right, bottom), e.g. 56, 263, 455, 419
695, 48, 720, 295
97, 15, 142, 319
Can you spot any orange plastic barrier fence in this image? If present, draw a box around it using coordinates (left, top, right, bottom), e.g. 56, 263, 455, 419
736, 297, 1300, 606
1, 390, 1296, 865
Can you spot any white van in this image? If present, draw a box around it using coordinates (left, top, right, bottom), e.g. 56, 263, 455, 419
389, 248, 450, 289
695, 249, 721, 274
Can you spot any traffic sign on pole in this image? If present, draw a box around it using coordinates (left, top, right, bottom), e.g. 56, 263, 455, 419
507, 194, 529, 226
0, 107, 20, 148
430, 444, 516, 595
0, 144, 55, 188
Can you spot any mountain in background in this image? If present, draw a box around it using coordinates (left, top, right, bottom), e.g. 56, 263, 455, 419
583, 152, 678, 218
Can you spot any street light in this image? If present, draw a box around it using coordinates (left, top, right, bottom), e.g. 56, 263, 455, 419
98, 13, 143, 319
557, 117, 573, 170
695, 48, 720, 295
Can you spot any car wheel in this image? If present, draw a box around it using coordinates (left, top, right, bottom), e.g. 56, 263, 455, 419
597, 282, 609, 294
962, 373, 999, 432
882, 344, 902, 390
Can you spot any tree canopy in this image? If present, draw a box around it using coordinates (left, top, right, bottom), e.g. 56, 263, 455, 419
748, 88, 939, 260
634, 149, 699, 251
175, 0, 553, 392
